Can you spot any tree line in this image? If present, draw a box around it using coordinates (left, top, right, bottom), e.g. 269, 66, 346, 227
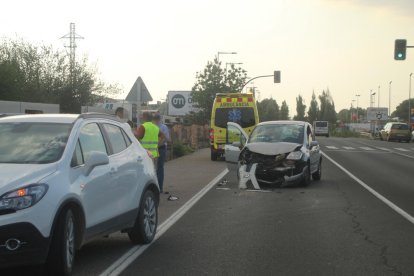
190, 58, 412, 125
0, 38, 119, 113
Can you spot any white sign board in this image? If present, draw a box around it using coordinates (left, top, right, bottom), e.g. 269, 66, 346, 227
367, 107, 388, 121
168, 91, 196, 116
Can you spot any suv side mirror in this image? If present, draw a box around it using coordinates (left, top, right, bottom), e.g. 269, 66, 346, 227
83, 151, 109, 176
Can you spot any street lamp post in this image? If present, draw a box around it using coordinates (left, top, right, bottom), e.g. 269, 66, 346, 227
370, 91, 376, 108
389, 81, 392, 117
378, 85, 381, 108
217, 51, 237, 63
351, 100, 356, 122
410, 73, 413, 127
355, 94, 360, 123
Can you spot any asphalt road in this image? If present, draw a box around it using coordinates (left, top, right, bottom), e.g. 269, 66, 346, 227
121, 137, 414, 276
3, 138, 414, 275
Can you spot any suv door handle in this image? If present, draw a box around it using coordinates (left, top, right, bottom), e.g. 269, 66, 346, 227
109, 167, 117, 175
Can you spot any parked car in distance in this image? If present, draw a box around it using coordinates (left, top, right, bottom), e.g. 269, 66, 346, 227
0, 113, 159, 275
313, 121, 329, 137
225, 121, 322, 188
379, 122, 411, 142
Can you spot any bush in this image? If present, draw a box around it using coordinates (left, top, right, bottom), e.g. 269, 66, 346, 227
172, 142, 194, 158
331, 127, 361, 138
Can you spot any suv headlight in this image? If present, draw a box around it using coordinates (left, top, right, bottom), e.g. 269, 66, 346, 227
286, 151, 303, 160
0, 184, 48, 211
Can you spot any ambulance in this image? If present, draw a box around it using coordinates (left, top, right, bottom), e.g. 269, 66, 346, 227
210, 93, 259, 161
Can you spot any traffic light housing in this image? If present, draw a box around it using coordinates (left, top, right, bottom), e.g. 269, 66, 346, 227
274, 71, 281, 83
394, 39, 407, 60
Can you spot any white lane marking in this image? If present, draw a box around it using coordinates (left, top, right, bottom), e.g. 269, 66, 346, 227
245, 189, 272, 193
357, 141, 414, 159
342, 146, 355, 150
216, 187, 231, 190
376, 147, 391, 152
100, 168, 229, 276
321, 151, 414, 225
360, 146, 374, 151
326, 146, 338, 149
394, 148, 410, 152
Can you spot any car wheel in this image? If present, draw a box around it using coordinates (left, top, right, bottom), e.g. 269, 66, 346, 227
301, 165, 311, 187
312, 159, 322, 181
128, 190, 158, 244
46, 209, 76, 276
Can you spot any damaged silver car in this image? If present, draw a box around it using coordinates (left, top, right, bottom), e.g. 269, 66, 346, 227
225, 121, 322, 189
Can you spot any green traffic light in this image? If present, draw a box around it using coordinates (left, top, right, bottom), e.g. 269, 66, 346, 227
394, 39, 407, 60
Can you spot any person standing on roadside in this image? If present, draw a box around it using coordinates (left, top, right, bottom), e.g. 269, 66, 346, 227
135, 112, 164, 167
153, 113, 170, 193
115, 106, 133, 128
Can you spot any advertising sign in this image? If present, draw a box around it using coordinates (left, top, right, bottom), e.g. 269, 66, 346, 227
367, 107, 388, 121
168, 91, 197, 116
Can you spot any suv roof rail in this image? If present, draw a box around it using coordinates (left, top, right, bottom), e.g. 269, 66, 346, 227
78, 112, 122, 122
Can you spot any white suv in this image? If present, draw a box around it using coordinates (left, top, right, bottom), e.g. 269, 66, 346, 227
0, 113, 159, 275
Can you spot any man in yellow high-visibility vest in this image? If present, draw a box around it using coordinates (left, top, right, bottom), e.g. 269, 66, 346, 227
136, 112, 164, 166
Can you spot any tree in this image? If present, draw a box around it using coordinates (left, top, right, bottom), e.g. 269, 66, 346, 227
337, 109, 350, 123
0, 38, 119, 113
391, 99, 414, 123
293, 94, 306, 121
307, 91, 319, 123
318, 89, 337, 123
257, 98, 279, 121
280, 100, 290, 120
191, 58, 247, 122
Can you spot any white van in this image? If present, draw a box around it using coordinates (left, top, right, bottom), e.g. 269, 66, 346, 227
314, 121, 329, 137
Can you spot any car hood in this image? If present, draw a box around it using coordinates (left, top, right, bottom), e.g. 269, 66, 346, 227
0, 163, 57, 192
245, 142, 302, 155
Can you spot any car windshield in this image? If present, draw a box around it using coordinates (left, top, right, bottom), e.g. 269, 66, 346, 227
249, 124, 304, 144
0, 122, 72, 164
215, 107, 255, 128
315, 122, 327, 127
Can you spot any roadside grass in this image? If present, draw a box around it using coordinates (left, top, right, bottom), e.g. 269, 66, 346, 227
331, 128, 362, 138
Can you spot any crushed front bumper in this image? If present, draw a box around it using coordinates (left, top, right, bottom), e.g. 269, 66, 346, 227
239, 162, 307, 188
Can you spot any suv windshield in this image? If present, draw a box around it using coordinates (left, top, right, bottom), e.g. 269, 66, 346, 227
0, 122, 72, 164
249, 124, 304, 144
215, 107, 255, 128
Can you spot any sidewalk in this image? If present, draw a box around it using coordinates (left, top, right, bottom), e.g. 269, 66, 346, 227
157, 148, 227, 223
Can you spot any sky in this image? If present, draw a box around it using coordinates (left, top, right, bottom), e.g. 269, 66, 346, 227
2, 0, 414, 115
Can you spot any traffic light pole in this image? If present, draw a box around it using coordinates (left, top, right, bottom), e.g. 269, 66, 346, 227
241, 75, 273, 92
241, 71, 281, 93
